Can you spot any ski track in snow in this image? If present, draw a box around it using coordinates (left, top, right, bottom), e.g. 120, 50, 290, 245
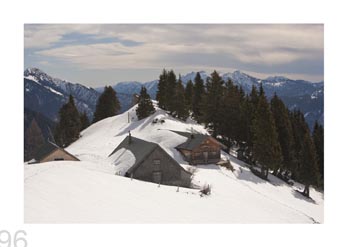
217, 167, 318, 223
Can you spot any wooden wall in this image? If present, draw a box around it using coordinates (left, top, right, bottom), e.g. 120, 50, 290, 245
40, 149, 79, 163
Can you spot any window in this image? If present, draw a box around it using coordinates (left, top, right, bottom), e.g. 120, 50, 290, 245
153, 159, 160, 171
211, 151, 217, 156
54, 158, 64, 161
153, 171, 162, 183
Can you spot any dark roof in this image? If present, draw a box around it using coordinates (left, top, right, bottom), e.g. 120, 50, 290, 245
33, 141, 79, 162
109, 136, 159, 172
34, 141, 59, 161
109, 135, 191, 175
172, 130, 226, 150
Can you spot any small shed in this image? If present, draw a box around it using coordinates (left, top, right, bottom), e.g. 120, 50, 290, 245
29, 141, 79, 164
173, 131, 226, 165
109, 133, 192, 187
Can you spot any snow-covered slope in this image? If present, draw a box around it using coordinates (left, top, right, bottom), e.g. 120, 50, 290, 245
24, 104, 323, 223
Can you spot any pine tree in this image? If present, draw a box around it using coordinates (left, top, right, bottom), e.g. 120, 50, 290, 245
80, 111, 90, 131
218, 79, 241, 148
270, 93, 295, 175
236, 86, 256, 163
203, 71, 224, 137
174, 76, 189, 121
25, 118, 45, 160
93, 86, 120, 123
250, 85, 259, 108
54, 95, 81, 147
236, 86, 249, 145
313, 121, 324, 187
156, 69, 168, 110
165, 70, 177, 115
252, 87, 282, 179
289, 110, 310, 180
185, 79, 194, 112
192, 72, 206, 122
136, 86, 155, 120
299, 132, 320, 197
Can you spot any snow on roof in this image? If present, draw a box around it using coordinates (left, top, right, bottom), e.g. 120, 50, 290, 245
109, 148, 136, 176
66, 103, 207, 171
109, 136, 158, 175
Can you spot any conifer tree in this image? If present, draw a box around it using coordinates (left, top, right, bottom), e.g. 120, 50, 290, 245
203, 71, 224, 137
252, 87, 282, 179
165, 70, 177, 115
136, 86, 155, 120
156, 69, 168, 110
250, 85, 259, 108
54, 95, 81, 147
192, 72, 206, 122
299, 132, 320, 197
174, 76, 189, 121
218, 79, 241, 148
80, 111, 90, 131
25, 118, 45, 160
236, 86, 249, 145
93, 86, 120, 123
185, 79, 194, 112
313, 121, 324, 187
289, 110, 309, 179
270, 93, 295, 175
237, 86, 257, 163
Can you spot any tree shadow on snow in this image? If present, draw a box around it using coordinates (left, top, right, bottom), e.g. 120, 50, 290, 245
114, 111, 157, 137
291, 189, 317, 204
236, 168, 269, 185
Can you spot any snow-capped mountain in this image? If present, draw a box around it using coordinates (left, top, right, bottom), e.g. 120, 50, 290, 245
24, 68, 100, 120
104, 70, 324, 127
24, 67, 323, 127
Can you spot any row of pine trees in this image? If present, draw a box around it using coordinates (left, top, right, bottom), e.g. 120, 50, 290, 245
155, 69, 324, 196
49, 69, 323, 196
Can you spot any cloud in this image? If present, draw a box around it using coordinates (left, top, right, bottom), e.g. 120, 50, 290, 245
25, 24, 324, 80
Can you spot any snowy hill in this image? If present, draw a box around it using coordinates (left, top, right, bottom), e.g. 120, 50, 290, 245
24, 103, 323, 223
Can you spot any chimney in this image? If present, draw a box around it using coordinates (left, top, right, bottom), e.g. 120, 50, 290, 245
128, 131, 132, 144
191, 127, 194, 139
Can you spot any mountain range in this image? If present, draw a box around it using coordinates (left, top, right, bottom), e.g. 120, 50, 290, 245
24, 68, 324, 128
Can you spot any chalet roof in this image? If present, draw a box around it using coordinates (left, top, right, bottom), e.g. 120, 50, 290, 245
109, 135, 191, 176
109, 135, 159, 174
33, 141, 79, 162
34, 141, 59, 161
173, 131, 226, 150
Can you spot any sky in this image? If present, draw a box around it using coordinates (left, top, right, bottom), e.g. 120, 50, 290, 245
24, 24, 324, 87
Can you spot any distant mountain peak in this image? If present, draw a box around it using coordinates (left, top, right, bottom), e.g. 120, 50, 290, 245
265, 75, 289, 82
24, 67, 64, 86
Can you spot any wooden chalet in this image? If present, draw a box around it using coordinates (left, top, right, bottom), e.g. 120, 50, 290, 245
29, 141, 79, 164
174, 131, 226, 165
